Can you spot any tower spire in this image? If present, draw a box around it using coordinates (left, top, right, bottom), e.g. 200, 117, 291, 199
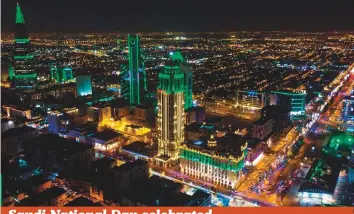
16, 3, 25, 24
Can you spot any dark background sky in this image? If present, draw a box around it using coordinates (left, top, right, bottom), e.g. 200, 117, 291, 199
2, 0, 354, 32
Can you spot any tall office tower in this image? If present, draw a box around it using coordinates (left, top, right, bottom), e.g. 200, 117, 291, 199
127, 34, 146, 106
48, 111, 63, 134
50, 65, 74, 83
156, 60, 185, 167
269, 90, 307, 117
12, 3, 37, 88
170, 52, 193, 110
76, 75, 92, 96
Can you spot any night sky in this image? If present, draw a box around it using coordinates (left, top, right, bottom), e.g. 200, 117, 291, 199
2, 0, 354, 32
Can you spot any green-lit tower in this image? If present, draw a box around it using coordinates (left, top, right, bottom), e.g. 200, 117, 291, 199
170, 51, 193, 110
12, 3, 37, 88
50, 65, 73, 83
156, 59, 185, 166
127, 34, 146, 106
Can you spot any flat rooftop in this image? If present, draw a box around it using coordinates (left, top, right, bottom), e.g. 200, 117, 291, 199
1, 126, 37, 138
112, 159, 147, 174
89, 129, 123, 141
65, 196, 102, 206
184, 133, 246, 158
121, 141, 158, 158
299, 159, 341, 195
17, 187, 66, 206
123, 175, 210, 206
24, 134, 94, 157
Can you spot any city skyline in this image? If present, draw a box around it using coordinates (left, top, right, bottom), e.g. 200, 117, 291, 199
2, 0, 354, 33
1, 1, 354, 208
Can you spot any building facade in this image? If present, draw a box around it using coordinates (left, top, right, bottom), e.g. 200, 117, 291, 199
170, 52, 193, 110
156, 60, 185, 166
269, 90, 307, 117
76, 75, 92, 96
48, 111, 63, 134
1, 126, 40, 154
179, 137, 247, 189
50, 65, 74, 83
127, 34, 146, 106
11, 3, 37, 88
251, 118, 274, 140
261, 105, 291, 135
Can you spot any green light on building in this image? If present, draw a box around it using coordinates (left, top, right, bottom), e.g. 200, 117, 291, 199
169, 51, 193, 109
76, 75, 92, 97
16, 3, 25, 24
325, 132, 354, 157
180, 148, 245, 172
127, 34, 146, 106
14, 38, 30, 43
8, 63, 14, 80
158, 65, 185, 94
50, 65, 74, 83
13, 55, 33, 60
270, 90, 306, 117
14, 73, 37, 79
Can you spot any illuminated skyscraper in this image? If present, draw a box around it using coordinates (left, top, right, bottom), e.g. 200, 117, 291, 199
76, 75, 92, 96
50, 65, 73, 83
170, 52, 193, 110
156, 60, 185, 167
12, 3, 37, 88
127, 34, 146, 106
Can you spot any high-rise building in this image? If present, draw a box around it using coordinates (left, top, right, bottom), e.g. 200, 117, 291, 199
170, 52, 193, 110
127, 34, 146, 106
50, 65, 74, 83
76, 75, 92, 96
269, 90, 307, 117
48, 111, 63, 134
261, 105, 291, 135
12, 3, 37, 88
156, 60, 185, 167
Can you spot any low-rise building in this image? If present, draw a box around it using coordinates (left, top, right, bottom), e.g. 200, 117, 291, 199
298, 159, 341, 205
134, 105, 154, 121
1, 126, 40, 155
87, 129, 124, 152
251, 118, 274, 140
1, 118, 15, 132
180, 134, 247, 189
24, 134, 95, 168
120, 141, 158, 162
17, 187, 66, 206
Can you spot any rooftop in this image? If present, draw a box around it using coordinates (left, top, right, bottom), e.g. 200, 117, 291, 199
112, 159, 147, 174
17, 187, 66, 206
1, 126, 37, 138
123, 175, 210, 206
253, 117, 273, 126
262, 104, 291, 114
184, 133, 246, 158
299, 159, 341, 195
64, 196, 102, 206
89, 129, 123, 141
121, 141, 158, 158
24, 134, 94, 158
